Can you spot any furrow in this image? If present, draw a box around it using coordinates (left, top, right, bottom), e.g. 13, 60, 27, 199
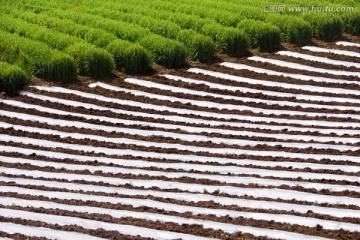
1, 167, 360, 206
337, 42, 360, 48
276, 51, 360, 68
0, 197, 352, 239
2, 108, 359, 145
25, 87, 360, 128
248, 56, 360, 78
2, 133, 360, 163
220, 62, 360, 87
4, 98, 360, 135
303, 46, 360, 58
0, 222, 106, 240
122, 78, 360, 111
2, 155, 359, 192
2, 120, 359, 153
2, 176, 360, 218
2, 186, 360, 233
2, 145, 359, 175
0, 208, 215, 240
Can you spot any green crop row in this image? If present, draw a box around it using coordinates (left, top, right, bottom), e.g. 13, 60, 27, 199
8, 2, 249, 57
1, 4, 181, 69
0, 14, 114, 77
0, 30, 76, 82
0, 0, 358, 93
3, 7, 118, 48
47, 9, 187, 68
12, 0, 360, 43
4, 9, 151, 74
0, 62, 29, 94
342, 12, 360, 36
237, 20, 281, 51
88, 0, 359, 41
85, 8, 216, 61
161, 0, 358, 39
303, 13, 344, 41
266, 15, 312, 46
106, 40, 152, 74
64, 4, 249, 56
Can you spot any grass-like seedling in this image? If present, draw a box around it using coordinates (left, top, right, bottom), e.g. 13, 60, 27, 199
176, 30, 216, 62
0, 0, 356, 87
0, 14, 114, 77
139, 35, 187, 68
266, 15, 312, 46
342, 12, 360, 36
86, 8, 216, 62
0, 30, 77, 82
304, 13, 344, 41
66, 43, 115, 78
106, 40, 152, 74
51, 10, 150, 42
12, 10, 118, 48
237, 19, 280, 51
201, 23, 249, 56
0, 62, 30, 94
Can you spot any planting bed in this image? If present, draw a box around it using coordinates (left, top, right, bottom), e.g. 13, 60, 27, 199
0, 0, 360, 93
1, 37, 360, 239
0, 0, 360, 239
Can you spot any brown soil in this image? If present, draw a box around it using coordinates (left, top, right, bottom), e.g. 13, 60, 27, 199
1, 36, 360, 240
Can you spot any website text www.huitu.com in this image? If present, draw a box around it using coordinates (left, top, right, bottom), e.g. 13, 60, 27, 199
261, 5, 354, 13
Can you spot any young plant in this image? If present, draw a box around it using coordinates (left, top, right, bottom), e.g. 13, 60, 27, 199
304, 13, 343, 41
266, 14, 312, 46
0, 62, 30, 94
139, 35, 187, 68
66, 43, 115, 78
237, 19, 281, 51
201, 23, 249, 56
176, 29, 216, 62
106, 40, 152, 74
342, 12, 360, 36
0, 30, 77, 82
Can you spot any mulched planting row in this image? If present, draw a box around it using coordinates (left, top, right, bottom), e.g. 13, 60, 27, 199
5, 99, 360, 140
162, 69, 360, 111
1, 199, 358, 240
29, 87, 360, 127
192, 64, 360, 98
2, 149, 359, 178
2, 39, 360, 240
216, 53, 360, 83
1, 116, 357, 159
0, 231, 48, 240
107, 80, 360, 116
1, 124, 355, 188
2, 115, 352, 147
299, 47, 360, 65
131, 74, 360, 108
3, 126, 360, 161
0, 216, 152, 240
305, 37, 360, 58
2, 183, 359, 224
67, 82, 360, 120
3, 174, 360, 210
2, 140, 360, 169
2, 159, 359, 198
257, 50, 360, 73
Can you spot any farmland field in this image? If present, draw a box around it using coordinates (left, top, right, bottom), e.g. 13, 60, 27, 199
1, 0, 360, 239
